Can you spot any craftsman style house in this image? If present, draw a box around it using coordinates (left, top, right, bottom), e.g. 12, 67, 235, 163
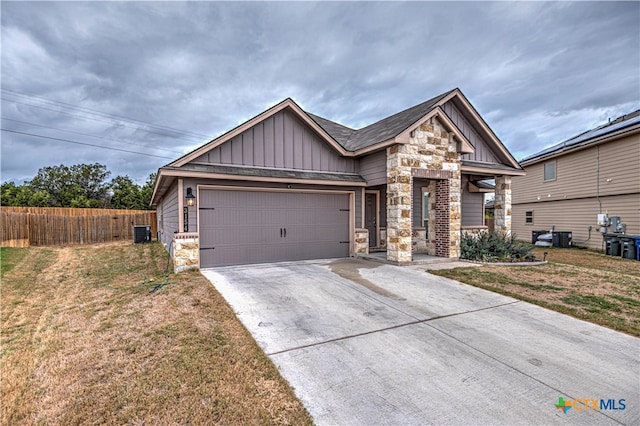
512, 110, 640, 250
151, 88, 523, 269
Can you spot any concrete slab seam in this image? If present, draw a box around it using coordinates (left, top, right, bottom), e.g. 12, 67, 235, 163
266, 300, 521, 356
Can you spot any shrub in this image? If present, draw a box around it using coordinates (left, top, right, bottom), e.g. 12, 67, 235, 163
460, 231, 536, 262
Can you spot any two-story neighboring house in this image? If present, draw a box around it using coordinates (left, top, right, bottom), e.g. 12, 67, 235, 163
511, 110, 640, 251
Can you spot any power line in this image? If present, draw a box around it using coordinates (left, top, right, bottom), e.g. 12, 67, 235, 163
1, 88, 212, 139
1, 128, 174, 160
2, 97, 206, 143
1, 117, 184, 155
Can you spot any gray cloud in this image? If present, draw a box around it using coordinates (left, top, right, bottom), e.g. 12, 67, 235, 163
2, 1, 638, 183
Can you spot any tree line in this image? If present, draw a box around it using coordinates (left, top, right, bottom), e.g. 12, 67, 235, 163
1, 163, 156, 210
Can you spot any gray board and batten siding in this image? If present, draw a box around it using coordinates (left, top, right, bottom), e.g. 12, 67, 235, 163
198, 189, 350, 267
157, 183, 178, 247
442, 100, 500, 164
358, 150, 388, 186
192, 108, 357, 173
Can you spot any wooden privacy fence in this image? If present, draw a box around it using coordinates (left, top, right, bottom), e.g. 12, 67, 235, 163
1, 207, 157, 247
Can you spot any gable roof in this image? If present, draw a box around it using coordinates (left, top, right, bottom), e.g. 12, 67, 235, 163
307, 90, 454, 151
167, 88, 520, 169
521, 109, 640, 166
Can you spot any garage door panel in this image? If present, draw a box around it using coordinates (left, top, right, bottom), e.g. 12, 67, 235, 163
199, 189, 350, 267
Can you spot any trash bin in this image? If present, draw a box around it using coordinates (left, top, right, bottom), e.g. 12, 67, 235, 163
635, 237, 640, 261
532, 230, 548, 244
605, 234, 620, 256
552, 231, 572, 248
620, 236, 638, 260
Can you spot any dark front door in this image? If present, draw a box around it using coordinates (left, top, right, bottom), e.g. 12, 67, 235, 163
199, 189, 351, 267
365, 192, 377, 247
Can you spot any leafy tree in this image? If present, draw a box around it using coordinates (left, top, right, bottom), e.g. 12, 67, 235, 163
1, 182, 52, 207
110, 175, 143, 210
27, 163, 111, 207
140, 173, 157, 210
2, 164, 156, 209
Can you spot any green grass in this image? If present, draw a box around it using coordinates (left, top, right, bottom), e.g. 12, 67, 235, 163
431, 248, 640, 336
1, 247, 31, 277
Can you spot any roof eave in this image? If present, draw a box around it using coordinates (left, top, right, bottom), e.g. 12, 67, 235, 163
461, 164, 526, 176
520, 125, 640, 166
437, 89, 522, 170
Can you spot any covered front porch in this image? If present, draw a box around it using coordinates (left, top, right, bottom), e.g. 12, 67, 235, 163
355, 173, 511, 263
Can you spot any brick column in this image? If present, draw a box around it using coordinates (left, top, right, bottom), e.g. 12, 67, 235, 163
494, 175, 512, 234
435, 179, 451, 257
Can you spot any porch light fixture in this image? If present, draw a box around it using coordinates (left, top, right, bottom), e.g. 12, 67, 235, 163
186, 187, 196, 206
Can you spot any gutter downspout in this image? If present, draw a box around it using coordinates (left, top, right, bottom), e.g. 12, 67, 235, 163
596, 145, 604, 252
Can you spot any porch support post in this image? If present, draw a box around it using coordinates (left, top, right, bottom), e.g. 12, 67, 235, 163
386, 145, 413, 263
494, 175, 512, 234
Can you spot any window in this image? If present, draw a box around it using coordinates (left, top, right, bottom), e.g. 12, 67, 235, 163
544, 160, 556, 181
525, 211, 534, 224
422, 190, 429, 238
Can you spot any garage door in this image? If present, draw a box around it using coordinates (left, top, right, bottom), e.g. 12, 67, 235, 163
199, 189, 350, 267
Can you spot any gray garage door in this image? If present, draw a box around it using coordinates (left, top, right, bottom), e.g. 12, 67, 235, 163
199, 189, 350, 267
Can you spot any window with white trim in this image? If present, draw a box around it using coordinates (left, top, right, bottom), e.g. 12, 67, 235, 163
525, 211, 533, 224
544, 160, 556, 181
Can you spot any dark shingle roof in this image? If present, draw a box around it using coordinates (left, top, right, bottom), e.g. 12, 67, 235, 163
306, 89, 455, 152
306, 113, 355, 146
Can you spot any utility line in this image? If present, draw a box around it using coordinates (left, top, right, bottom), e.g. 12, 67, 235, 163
1, 117, 184, 155
2, 88, 211, 139
2, 98, 206, 143
1, 128, 174, 160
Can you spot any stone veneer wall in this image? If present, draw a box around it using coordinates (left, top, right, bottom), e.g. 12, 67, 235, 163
173, 232, 199, 272
379, 228, 387, 249
354, 228, 369, 255
386, 116, 461, 261
411, 227, 428, 253
494, 176, 512, 233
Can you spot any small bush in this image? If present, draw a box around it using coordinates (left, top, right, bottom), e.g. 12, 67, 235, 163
460, 231, 536, 262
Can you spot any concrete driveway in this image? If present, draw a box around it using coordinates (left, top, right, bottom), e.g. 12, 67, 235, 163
201, 259, 639, 426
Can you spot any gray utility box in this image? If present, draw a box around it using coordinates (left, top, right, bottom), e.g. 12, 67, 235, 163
133, 225, 151, 244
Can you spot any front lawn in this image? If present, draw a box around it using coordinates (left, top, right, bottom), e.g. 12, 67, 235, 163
0, 242, 312, 425
431, 247, 640, 336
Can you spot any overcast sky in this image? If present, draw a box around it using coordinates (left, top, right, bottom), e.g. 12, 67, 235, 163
2, 1, 638, 185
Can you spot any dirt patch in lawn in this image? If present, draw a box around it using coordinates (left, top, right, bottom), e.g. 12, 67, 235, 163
432, 247, 640, 336
1, 242, 312, 425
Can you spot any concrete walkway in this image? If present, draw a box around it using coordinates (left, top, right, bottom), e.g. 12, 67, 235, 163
201, 259, 639, 426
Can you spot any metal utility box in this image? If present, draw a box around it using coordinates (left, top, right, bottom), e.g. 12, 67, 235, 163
133, 225, 152, 244
552, 231, 572, 248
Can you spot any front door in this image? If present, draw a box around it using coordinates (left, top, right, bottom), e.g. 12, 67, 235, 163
365, 192, 377, 248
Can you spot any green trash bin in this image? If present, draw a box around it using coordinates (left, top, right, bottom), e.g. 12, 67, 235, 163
605, 234, 620, 256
